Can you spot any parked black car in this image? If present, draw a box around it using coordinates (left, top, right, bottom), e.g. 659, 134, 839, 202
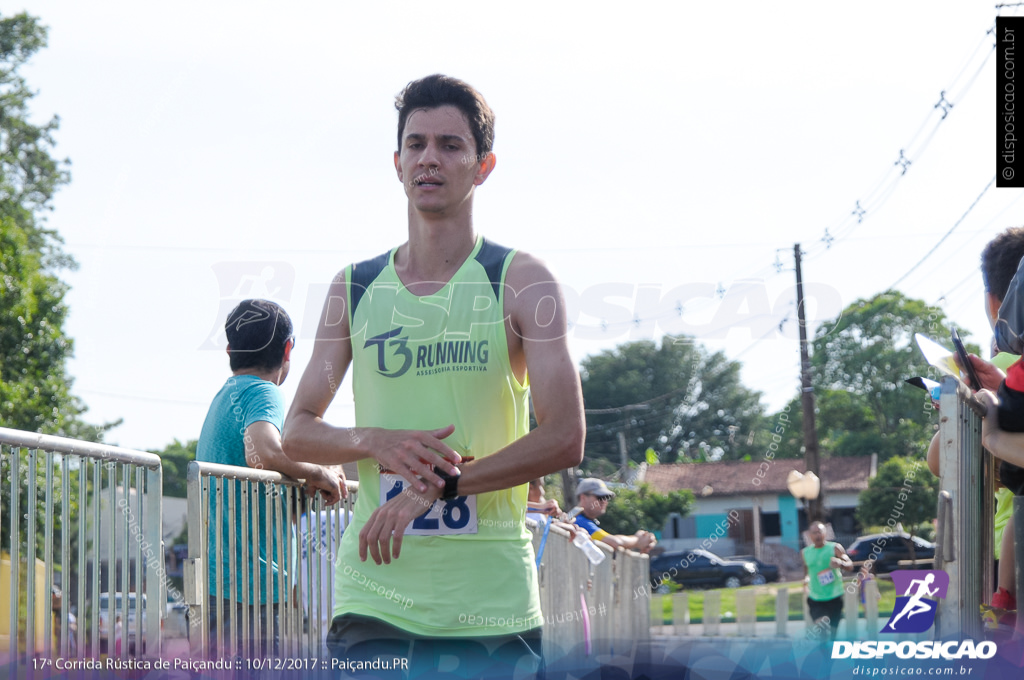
728, 555, 780, 584
649, 549, 759, 590
845, 533, 935, 573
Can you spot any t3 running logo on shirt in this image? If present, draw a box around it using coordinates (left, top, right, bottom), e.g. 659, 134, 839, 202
365, 327, 491, 379
365, 328, 414, 378
881, 570, 949, 634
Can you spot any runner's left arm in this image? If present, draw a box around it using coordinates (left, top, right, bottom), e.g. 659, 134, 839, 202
832, 544, 854, 572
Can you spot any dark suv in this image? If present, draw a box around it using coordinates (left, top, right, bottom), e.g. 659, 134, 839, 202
846, 533, 935, 573
649, 548, 759, 590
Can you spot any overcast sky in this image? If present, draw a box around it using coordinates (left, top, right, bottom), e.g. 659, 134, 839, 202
11, 1, 1023, 452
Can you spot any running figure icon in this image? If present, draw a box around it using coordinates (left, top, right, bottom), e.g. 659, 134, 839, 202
884, 573, 939, 632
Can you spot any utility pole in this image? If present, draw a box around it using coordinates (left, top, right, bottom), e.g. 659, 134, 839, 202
795, 243, 823, 522
618, 431, 628, 479
617, 403, 649, 480
561, 468, 577, 508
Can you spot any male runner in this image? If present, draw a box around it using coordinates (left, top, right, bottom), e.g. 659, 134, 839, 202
283, 75, 585, 671
801, 521, 853, 642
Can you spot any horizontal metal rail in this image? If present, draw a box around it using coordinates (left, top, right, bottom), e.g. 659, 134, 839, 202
0, 428, 162, 468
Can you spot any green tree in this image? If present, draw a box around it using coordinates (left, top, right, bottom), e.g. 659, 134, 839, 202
580, 335, 765, 470
856, 456, 938, 554
0, 219, 104, 438
599, 483, 694, 536
764, 389, 900, 462
153, 439, 197, 498
0, 12, 108, 438
807, 291, 969, 462
0, 13, 111, 599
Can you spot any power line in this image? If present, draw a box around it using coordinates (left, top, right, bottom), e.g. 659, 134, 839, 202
898, 190, 1024, 299
574, 20, 999, 343
887, 176, 996, 291
800, 25, 995, 263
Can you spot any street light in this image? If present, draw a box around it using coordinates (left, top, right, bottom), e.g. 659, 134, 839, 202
787, 470, 821, 539
786, 470, 820, 502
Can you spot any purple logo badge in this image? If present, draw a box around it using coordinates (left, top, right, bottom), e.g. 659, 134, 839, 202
881, 570, 949, 634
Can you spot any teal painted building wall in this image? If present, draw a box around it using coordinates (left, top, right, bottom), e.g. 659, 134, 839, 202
694, 513, 730, 539
779, 494, 800, 551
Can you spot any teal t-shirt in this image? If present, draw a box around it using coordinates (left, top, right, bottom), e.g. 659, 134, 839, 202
803, 542, 845, 601
196, 374, 285, 604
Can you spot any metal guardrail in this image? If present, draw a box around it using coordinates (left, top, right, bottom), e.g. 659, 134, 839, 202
934, 376, 991, 639
186, 466, 649, 663
1, 425, 652, 667
184, 460, 357, 659
0, 426, 163, 664
528, 518, 650, 661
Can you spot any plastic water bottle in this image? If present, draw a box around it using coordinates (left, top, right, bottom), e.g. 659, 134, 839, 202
572, 530, 606, 565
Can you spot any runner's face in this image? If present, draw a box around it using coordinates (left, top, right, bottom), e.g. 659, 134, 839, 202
808, 524, 825, 547
394, 105, 493, 215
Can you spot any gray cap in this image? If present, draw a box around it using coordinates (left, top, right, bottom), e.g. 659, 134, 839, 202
576, 478, 614, 497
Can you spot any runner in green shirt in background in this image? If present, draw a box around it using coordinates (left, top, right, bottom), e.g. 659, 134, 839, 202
802, 521, 853, 642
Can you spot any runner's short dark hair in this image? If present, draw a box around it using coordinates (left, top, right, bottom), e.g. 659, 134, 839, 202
981, 226, 1024, 302
225, 299, 293, 372
395, 74, 495, 158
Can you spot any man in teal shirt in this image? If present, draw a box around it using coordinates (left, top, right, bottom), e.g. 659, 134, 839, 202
802, 521, 853, 642
197, 299, 342, 657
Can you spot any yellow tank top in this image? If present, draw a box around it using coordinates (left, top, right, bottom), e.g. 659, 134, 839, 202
333, 235, 541, 636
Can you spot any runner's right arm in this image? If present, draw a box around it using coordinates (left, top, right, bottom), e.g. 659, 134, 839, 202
282, 270, 462, 494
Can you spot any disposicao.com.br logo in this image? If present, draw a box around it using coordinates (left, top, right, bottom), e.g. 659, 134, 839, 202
831, 569, 996, 661
831, 640, 996, 661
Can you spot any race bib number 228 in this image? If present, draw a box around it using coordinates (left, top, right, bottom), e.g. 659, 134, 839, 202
379, 474, 478, 535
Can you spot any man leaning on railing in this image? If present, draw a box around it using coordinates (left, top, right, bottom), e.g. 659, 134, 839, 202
196, 299, 343, 657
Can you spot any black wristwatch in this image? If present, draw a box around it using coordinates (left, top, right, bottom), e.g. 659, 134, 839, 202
434, 466, 460, 500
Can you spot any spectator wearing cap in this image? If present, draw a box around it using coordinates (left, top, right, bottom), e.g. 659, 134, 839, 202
572, 478, 657, 553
